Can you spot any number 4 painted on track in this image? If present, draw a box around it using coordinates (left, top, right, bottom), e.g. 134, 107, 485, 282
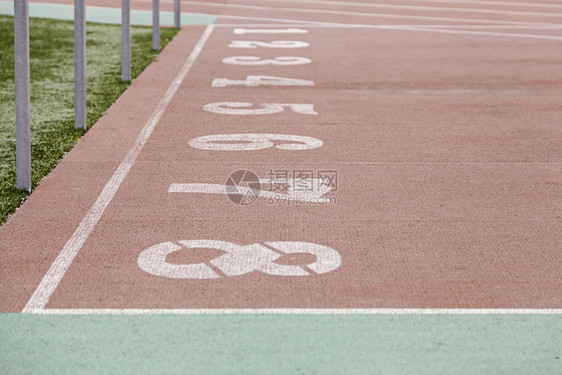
212, 75, 314, 87
203, 102, 318, 115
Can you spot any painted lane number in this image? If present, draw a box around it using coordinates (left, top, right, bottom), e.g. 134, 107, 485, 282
222, 56, 311, 66
138, 240, 341, 279
233, 28, 309, 35
203, 102, 317, 115
189, 133, 323, 151
212, 75, 314, 87
169, 178, 333, 204
229, 40, 309, 49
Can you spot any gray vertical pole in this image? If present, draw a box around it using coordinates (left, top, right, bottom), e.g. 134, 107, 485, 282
74, 0, 86, 130
121, 0, 131, 82
174, 0, 180, 29
14, 0, 31, 192
152, 0, 159, 50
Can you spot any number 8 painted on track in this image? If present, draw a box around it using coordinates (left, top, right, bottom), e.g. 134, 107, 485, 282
137, 240, 342, 279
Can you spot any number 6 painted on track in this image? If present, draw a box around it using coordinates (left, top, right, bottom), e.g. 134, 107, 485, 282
189, 134, 323, 151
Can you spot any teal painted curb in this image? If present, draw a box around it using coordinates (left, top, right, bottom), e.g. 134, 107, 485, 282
1, 314, 561, 374
0, 1, 216, 25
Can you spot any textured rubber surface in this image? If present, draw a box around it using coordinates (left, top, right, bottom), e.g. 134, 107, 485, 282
2, 314, 561, 374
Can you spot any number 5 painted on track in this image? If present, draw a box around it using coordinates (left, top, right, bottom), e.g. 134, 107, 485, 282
188, 134, 323, 151
203, 102, 318, 115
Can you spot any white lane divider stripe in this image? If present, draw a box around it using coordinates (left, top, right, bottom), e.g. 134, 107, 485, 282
22, 25, 216, 312
214, 23, 562, 30
390, 25, 562, 41
27, 308, 562, 315
273, 6, 562, 26
182, 0, 562, 12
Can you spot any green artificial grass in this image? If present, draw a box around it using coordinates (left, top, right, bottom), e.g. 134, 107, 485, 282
0, 16, 178, 225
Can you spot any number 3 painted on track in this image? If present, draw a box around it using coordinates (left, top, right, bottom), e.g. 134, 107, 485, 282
188, 134, 323, 151
137, 240, 342, 279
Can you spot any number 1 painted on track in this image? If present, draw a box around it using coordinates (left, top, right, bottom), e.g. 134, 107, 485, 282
169, 178, 333, 203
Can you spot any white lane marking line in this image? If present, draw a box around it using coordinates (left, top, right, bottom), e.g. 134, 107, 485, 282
210, 11, 562, 29
28, 308, 562, 315
237, 0, 562, 11
160, 0, 562, 18
273, 6, 562, 26
145, 0, 562, 11
214, 22, 562, 41
392, 25, 562, 41
269, 0, 562, 18
22, 25, 216, 313
214, 23, 562, 30
215, 23, 562, 30
216, 13, 338, 25
412, 24, 562, 29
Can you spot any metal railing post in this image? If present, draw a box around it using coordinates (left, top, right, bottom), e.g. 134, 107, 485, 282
152, 0, 159, 50
74, 0, 86, 130
174, 0, 180, 29
122, 0, 131, 82
14, 0, 32, 192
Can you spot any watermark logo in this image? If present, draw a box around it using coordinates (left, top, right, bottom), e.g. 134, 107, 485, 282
224, 169, 337, 206
169, 170, 337, 206
225, 169, 261, 206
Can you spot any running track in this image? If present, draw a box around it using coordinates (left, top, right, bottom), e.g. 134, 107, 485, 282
1, 0, 561, 373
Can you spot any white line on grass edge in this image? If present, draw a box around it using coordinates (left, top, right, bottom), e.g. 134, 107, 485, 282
22, 25, 216, 313
28, 308, 562, 315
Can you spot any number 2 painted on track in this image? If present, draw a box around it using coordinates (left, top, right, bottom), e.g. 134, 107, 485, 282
229, 40, 309, 49
203, 102, 318, 115
233, 28, 308, 35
